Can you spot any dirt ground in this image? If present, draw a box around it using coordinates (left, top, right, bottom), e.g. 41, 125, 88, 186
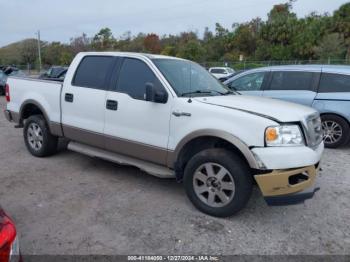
0, 97, 349, 255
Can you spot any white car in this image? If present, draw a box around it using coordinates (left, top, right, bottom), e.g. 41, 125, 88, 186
4, 52, 323, 217
209, 67, 235, 79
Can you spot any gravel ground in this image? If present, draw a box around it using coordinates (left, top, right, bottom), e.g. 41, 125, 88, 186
0, 97, 349, 255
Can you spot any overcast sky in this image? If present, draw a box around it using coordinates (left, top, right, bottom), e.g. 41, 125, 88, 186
0, 0, 348, 47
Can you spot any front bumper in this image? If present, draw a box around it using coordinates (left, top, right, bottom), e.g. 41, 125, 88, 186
254, 164, 320, 206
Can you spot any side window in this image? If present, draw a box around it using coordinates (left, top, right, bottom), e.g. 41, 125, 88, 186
319, 73, 350, 93
229, 72, 265, 91
211, 69, 226, 74
269, 71, 314, 91
117, 58, 164, 100
73, 56, 114, 90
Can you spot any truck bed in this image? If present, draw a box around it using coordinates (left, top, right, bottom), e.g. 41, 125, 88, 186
6, 76, 63, 124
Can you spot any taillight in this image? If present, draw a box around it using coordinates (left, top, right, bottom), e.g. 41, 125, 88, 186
5, 84, 10, 102
0, 213, 17, 262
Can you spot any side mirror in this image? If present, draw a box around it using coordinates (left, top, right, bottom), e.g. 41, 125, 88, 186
145, 83, 168, 104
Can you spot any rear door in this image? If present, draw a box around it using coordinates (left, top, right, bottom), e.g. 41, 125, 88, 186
313, 72, 350, 121
61, 55, 116, 148
226, 71, 268, 96
263, 70, 319, 106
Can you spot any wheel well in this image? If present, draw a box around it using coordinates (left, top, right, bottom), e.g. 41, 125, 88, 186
21, 103, 44, 121
320, 113, 350, 126
174, 136, 251, 180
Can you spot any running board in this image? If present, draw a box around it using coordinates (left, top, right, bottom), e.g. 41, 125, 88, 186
68, 142, 175, 179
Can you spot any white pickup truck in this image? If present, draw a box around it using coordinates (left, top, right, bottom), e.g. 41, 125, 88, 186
4, 52, 324, 217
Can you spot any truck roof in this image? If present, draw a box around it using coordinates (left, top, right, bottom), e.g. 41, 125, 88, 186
247, 64, 350, 74
78, 52, 183, 61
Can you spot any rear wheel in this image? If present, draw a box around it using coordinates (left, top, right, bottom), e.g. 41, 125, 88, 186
321, 114, 349, 148
23, 115, 58, 157
184, 148, 253, 217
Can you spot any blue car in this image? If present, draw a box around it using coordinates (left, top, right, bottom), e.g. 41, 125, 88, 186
0, 70, 7, 95
224, 65, 350, 148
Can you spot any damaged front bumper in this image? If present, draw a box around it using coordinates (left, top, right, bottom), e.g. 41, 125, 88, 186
254, 164, 320, 206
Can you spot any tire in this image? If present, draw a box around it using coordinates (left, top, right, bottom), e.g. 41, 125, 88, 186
321, 114, 350, 148
23, 115, 58, 157
184, 148, 253, 217
0, 86, 4, 96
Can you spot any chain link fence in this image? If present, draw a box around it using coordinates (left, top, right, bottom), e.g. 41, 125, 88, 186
6, 59, 350, 76
202, 59, 350, 70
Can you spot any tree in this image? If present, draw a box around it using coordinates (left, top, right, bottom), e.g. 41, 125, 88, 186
177, 40, 205, 62
314, 33, 346, 60
256, 2, 298, 60
70, 33, 91, 54
92, 28, 114, 50
333, 3, 350, 59
144, 34, 161, 54
161, 45, 176, 56
229, 19, 262, 57
20, 39, 38, 65
42, 42, 66, 65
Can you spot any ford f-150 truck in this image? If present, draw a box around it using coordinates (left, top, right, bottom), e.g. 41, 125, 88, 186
4, 52, 324, 217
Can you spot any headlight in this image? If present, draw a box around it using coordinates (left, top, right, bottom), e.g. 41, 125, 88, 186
265, 125, 304, 147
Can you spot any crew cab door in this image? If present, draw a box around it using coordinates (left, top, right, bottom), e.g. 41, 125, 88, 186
263, 71, 319, 106
61, 55, 116, 148
226, 71, 267, 96
104, 57, 172, 165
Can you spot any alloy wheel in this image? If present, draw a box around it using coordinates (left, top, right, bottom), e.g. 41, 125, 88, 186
322, 120, 343, 145
193, 163, 235, 208
27, 123, 44, 151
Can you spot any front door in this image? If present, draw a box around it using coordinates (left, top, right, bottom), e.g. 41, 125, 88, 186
104, 57, 173, 165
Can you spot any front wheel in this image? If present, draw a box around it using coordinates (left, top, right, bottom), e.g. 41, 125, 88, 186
23, 115, 58, 157
321, 114, 350, 148
184, 148, 253, 217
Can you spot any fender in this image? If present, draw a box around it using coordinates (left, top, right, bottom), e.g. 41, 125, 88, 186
19, 99, 63, 137
167, 129, 260, 169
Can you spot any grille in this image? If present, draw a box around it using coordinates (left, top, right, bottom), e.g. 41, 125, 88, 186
305, 114, 323, 148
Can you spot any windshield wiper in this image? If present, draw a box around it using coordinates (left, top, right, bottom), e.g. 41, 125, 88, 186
223, 90, 240, 95
181, 90, 214, 97
181, 90, 238, 97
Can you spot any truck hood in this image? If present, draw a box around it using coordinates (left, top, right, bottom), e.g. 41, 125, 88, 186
194, 95, 317, 123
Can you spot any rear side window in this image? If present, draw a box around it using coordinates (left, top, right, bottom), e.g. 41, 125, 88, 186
210, 69, 226, 74
117, 58, 164, 100
319, 73, 350, 93
269, 71, 314, 91
73, 56, 114, 89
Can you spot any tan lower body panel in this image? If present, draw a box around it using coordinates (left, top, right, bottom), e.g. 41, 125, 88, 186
62, 124, 172, 167
254, 165, 317, 197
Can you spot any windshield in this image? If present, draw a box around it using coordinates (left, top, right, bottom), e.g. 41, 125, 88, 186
153, 59, 233, 97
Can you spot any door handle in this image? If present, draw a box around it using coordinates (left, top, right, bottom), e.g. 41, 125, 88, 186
106, 100, 118, 111
65, 93, 74, 103
172, 111, 191, 117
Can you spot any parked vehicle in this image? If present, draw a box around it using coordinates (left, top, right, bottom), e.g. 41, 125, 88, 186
4, 52, 323, 217
224, 65, 350, 148
0, 207, 20, 262
39, 66, 68, 81
209, 67, 235, 79
218, 70, 245, 82
0, 71, 7, 95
